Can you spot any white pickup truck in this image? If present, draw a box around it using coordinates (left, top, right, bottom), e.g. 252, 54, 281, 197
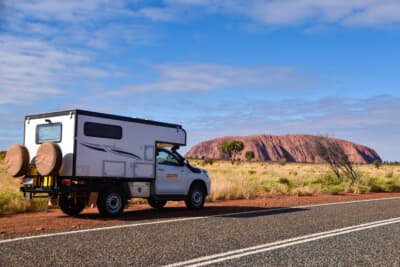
5, 110, 211, 217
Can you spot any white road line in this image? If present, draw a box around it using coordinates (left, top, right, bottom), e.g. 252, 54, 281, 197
166, 217, 400, 267
1, 196, 400, 244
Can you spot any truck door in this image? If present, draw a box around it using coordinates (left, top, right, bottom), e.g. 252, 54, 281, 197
155, 150, 188, 195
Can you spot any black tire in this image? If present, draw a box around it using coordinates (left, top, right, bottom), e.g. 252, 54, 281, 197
148, 198, 167, 209
97, 187, 126, 218
185, 184, 205, 210
59, 194, 86, 216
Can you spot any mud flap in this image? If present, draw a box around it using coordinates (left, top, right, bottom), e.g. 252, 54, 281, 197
88, 192, 98, 208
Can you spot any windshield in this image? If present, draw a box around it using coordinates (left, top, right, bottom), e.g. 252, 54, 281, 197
36, 123, 62, 144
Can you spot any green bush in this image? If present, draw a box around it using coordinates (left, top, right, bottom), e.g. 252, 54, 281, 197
0, 151, 6, 160
0, 189, 48, 214
248, 170, 256, 175
279, 177, 295, 190
385, 178, 400, 192
326, 184, 346, 195
357, 184, 370, 194
368, 178, 386, 192
0, 189, 19, 213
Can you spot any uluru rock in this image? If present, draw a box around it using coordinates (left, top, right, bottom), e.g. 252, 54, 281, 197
185, 134, 381, 164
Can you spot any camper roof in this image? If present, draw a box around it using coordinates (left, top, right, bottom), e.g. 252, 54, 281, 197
25, 109, 183, 129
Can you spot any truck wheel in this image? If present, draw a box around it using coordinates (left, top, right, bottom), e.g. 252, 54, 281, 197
59, 194, 86, 216
148, 198, 167, 209
97, 187, 126, 218
185, 184, 205, 210
5, 144, 30, 177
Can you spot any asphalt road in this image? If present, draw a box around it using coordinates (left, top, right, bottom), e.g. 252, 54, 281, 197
1, 198, 400, 266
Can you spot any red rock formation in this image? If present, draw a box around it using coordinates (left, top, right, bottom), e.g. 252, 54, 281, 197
185, 134, 381, 163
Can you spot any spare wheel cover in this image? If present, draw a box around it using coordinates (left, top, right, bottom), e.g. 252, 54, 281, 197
36, 142, 62, 176
5, 144, 30, 177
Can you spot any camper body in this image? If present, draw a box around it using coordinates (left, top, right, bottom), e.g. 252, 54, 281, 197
19, 110, 210, 217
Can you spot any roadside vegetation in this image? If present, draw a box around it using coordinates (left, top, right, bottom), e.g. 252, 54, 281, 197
1, 152, 399, 214
193, 159, 400, 201
0, 158, 47, 214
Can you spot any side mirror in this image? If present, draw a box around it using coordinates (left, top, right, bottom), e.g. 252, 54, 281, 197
184, 159, 188, 166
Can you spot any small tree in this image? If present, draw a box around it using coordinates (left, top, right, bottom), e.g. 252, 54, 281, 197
245, 151, 255, 162
373, 159, 381, 169
221, 140, 245, 164
311, 137, 359, 185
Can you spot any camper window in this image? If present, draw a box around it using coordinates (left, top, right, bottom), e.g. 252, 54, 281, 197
36, 123, 62, 144
84, 122, 122, 139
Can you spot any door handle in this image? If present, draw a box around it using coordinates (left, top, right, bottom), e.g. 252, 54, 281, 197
157, 168, 164, 171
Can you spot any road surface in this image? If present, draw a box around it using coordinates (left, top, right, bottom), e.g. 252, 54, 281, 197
1, 197, 400, 266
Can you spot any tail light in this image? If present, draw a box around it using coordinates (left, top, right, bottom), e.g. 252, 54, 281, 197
62, 179, 72, 185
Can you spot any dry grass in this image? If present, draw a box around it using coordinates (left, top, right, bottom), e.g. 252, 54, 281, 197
0, 160, 47, 214
1, 156, 400, 213
191, 160, 400, 201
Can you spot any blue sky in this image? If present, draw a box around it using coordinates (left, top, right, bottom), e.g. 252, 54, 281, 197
0, 0, 399, 160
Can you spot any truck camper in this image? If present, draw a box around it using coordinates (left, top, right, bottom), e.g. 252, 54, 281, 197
5, 110, 211, 217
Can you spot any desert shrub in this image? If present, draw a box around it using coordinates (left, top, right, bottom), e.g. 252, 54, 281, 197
385, 169, 394, 178
245, 151, 255, 162
357, 184, 370, 194
326, 184, 346, 195
275, 183, 289, 195
0, 189, 47, 214
279, 158, 287, 166
385, 178, 400, 192
248, 170, 256, 175
368, 178, 386, 192
291, 186, 319, 196
310, 173, 341, 187
201, 158, 215, 166
279, 177, 295, 190
0, 151, 6, 161
373, 160, 381, 169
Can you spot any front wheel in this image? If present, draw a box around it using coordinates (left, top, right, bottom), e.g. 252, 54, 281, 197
148, 198, 167, 209
59, 194, 86, 216
185, 185, 205, 210
97, 187, 126, 218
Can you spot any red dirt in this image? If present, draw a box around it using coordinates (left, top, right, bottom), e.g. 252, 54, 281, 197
1, 193, 400, 239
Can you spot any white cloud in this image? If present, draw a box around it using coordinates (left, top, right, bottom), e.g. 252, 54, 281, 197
3, 0, 127, 22
162, 0, 400, 28
0, 34, 111, 104
113, 63, 311, 93
181, 95, 400, 160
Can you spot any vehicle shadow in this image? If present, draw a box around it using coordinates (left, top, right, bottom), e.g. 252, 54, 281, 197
74, 206, 307, 221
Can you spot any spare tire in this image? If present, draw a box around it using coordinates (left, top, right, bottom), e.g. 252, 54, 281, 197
36, 142, 62, 176
5, 144, 30, 177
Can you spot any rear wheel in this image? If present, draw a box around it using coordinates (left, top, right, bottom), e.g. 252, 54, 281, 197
148, 198, 167, 209
185, 184, 205, 210
97, 187, 126, 218
59, 194, 86, 216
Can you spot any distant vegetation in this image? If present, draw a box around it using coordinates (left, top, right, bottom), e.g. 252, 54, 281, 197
245, 151, 255, 162
1, 155, 400, 214
221, 140, 244, 165
188, 159, 400, 201
0, 151, 6, 160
